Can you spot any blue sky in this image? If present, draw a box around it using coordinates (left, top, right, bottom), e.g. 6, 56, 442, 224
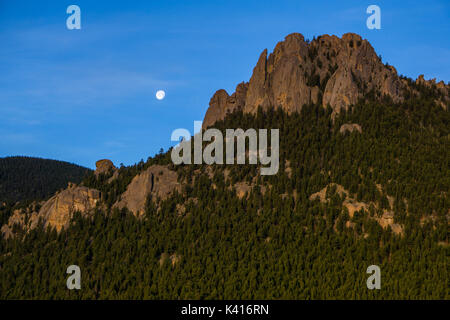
0, 0, 449, 168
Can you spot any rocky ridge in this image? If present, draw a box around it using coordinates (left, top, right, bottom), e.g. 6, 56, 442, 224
203, 32, 449, 128
114, 164, 181, 216
309, 183, 403, 235
1, 160, 183, 237
1, 183, 101, 237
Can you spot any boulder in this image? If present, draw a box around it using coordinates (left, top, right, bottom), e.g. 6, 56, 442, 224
95, 159, 116, 176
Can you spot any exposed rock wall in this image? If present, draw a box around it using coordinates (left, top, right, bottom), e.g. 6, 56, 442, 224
309, 183, 403, 235
339, 123, 362, 134
203, 32, 449, 128
203, 83, 248, 128
38, 185, 100, 231
1, 184, 101, 237
114, 165, 181, 216
1, 164, 181, 237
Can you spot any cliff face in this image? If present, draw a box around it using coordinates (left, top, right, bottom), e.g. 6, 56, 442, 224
203, 32, 449, 128
1, 183, 101, 237
114, 165, 181, 216
95, 159, 117, 176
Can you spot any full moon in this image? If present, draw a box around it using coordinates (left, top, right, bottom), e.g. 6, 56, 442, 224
156, 90, 165, 100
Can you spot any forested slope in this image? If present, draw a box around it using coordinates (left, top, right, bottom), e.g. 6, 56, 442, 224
1, 95, 448, 299
0, 156, 91, 204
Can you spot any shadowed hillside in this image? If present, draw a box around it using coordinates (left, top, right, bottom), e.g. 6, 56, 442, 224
0, 156, 91, 204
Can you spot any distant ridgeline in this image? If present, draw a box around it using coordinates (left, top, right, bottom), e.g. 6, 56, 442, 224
0, 156, 91, 204
0, 33, 448, 299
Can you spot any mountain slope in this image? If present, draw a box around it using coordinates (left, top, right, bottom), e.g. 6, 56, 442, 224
0, 33, 448, 299
203, 33, 449, 128
0, 156, 91, 204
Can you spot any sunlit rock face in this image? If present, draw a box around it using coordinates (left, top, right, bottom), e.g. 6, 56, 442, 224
1, 184, 101, 237
1, 164, 182, 237
38, 184, 101, 231
114, 165, 181, 216
203, 32, 449, 128
95, 159, 117, 176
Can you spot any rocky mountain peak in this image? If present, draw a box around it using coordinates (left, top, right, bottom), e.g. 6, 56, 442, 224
203, 32, 435, 128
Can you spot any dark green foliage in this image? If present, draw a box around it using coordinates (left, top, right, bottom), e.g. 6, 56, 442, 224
0, 94, 449, 299
0, 156, 91, 204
